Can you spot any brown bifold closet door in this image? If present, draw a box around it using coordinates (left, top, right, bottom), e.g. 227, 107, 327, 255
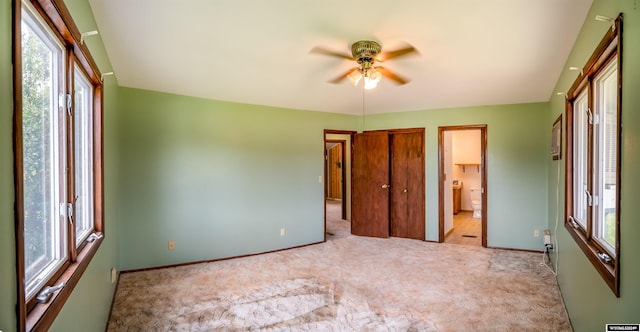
351, 131, 390, 238
390, 130, 425, 240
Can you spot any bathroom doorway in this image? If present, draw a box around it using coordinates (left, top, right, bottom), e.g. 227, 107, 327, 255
438, 125, 487, 247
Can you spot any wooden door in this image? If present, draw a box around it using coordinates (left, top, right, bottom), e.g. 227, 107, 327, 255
390, 131, 425, 240
327, 145, 342, 199
352, 131, 390, 238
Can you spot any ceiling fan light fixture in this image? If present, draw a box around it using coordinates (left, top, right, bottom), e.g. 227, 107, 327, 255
364, 78, 378, 90
312, 39, 416, 88
348, 69, 363, 86
364, 79, 378, 90
367, 68, 382, 83
363, 68, 382, 90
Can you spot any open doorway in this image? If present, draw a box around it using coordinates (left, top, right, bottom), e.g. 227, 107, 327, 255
438, 125, 487, 247
324, 130, 354, 241
326, 140, 346, 219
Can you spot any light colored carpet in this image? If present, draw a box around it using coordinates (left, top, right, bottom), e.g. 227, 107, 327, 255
107, 202, 571, 331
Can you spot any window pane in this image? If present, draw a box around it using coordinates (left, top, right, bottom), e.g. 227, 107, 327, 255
74, 65, 94, 246
21, 6, 67, 300
572, 90, 588, 229
593, 57, 618, 255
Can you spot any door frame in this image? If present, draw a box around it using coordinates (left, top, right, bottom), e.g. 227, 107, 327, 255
438, 125, 488, 247
324, 129, 355, 242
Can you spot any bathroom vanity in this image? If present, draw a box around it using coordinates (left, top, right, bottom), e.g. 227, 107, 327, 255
453, 184, 462, 215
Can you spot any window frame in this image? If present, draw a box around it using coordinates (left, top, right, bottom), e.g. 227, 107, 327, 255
73, 62, 96, 248
19, 3, 70, 303
564, 14, 622, 297
13, 0, 105, 330
591, 57, 619, 256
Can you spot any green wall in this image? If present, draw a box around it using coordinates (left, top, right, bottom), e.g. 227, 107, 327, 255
116, 87, 358, 270
0, 0, 17, 330
364, 103, 549, 247
48, 1, 120, 330
549, 0, 640, 330
117, 83, 550, 272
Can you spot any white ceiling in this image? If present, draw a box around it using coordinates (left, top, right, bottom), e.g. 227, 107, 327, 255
87, 0, 592, 115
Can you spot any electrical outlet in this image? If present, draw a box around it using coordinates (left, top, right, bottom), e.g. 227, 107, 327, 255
111, 267, 117, 284
168, 241, 175, 250
544, 230, 552, 245
280, 228, 286, 237
534, 229, 540, 237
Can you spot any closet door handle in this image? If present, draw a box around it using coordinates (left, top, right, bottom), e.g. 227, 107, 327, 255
403, 188, 407, 193
381, 184, 390, 189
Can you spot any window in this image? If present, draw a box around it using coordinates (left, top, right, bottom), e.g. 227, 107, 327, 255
21, 5, 68, 302
565, 15, 621, 296
14, 0, 104, 330
572, 90, 588, 230
73, 64, 95, 247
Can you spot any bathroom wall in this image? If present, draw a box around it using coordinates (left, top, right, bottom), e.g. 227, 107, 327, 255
443, 131, 453, 234
451, 130, 481, 210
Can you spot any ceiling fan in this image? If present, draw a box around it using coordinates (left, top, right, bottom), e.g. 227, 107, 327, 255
311, 40, 418, 89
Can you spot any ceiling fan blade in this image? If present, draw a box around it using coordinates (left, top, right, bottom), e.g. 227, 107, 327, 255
310, 46, 353, 60
377, 45, 418, 62
376, 67, 409, 85
329, 68, 359, 84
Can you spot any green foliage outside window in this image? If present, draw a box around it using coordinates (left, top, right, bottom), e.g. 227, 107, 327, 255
22, 21, 54, 277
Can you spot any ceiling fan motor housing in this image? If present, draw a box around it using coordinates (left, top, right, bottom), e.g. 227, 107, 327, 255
351, 40, 381, 67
